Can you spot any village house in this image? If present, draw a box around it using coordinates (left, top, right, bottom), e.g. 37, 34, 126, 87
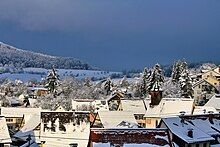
159, 113, 220, 147
0, 116, 12, 147
121, 99, 148, 127
193, 80, 218, 105
91, 111, 138, 128
202, 66, 220, 83
90, 105, 173, 146
0, 107, 41, 135
13, 106, 90, 147
205, 94, 220, 112
89, 128, 172, 147
144, 98, 194, 128
27, 87, 48, 97
193, 106, 217, 115
72, 99, 94, 111
159, 116, 214, 147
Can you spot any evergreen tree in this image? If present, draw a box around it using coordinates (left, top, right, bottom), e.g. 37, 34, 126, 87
45, 67, 60, 95
172, 60, 193, 98
140, 67, 151, 96
147, 64, 164, 91
104, 77, 113, 95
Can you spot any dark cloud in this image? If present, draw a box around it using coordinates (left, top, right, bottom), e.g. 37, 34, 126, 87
0, 0, 220, 70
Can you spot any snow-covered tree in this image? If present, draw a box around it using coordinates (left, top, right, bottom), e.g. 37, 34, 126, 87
104, 77, 113, 95
44, 67, 60, 95
179, 70, 193, 98
84, 77, 92, 87
163, 77, 182, 98
139, 67, 151, 97
119, 76, 129, 87
147, 64, 164, 91
172, 60, 193, 98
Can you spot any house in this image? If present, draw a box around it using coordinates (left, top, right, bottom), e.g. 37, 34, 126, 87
0, 107, 41, 134
91, 111, 138, 128
159, 116, 215, 147
89, 128, 172, 147
144, 98, 194, 128
13, 106, 90, 147
205, 94, 220, 111
159, 114, 220, 147
121, 99, 148, 127
13, 114, 41, 146
200, 67, 220, 88
0, 116, 12, 147
193, 80, 218, 105
27, 87, 48, 97
92, 93, 123, 112
193, 106, 217, 115
72, 99, 94, 111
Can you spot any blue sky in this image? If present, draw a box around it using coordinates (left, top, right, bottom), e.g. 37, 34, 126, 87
0, 0, 220, 70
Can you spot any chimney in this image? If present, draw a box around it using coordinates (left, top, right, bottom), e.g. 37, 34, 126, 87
150, 91, 162, 106
179, 111, 186, 127
187, 128, 193, 138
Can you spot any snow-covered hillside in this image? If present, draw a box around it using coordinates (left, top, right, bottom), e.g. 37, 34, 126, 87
0, 67, 122, 82
0, 42, 93, 70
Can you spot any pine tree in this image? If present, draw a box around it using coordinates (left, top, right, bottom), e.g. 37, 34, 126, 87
45, 67, 60, 95
147, 64, 164, 91
140, 67, 150, 97
172, 60, 193, 98
104, 77, 113, 95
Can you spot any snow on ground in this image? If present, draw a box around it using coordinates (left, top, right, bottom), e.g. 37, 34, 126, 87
0, 73, 44, 82
0, 67, 122, 82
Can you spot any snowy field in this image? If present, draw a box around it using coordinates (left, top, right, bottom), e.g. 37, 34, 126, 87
0, 67, 122, 82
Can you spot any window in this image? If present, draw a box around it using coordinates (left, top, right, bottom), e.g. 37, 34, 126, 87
6, 119, 13, 122
8, 126, 13, 130
203, 143, 207, 147
135, 115, 138, 120
146, 119, 151, 124
196, 144, 199, 147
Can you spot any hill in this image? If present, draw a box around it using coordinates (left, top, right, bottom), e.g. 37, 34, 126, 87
0, 42, 93, 70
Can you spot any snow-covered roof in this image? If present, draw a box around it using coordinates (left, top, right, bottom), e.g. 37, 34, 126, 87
0, 116, 12, 144
28, 87, 48, 91
193, 106, 217, 115
0, 107, 41, 117
187, 116, 220, 136
192, 79, 213, 88
92, 100, 109, 112
121, 100, 146, 114
205, 94, 220, 110
116, 121, 142, 128
14, 114, 40, 139
41, 122, 90, 147
144, 98, 194, 118
98, 111, 137, 128
72, 99, 93, 111
161, 117, 215, 144
211, 144, 220, 147
90, 128, 171, 146
93, 143, 169, 147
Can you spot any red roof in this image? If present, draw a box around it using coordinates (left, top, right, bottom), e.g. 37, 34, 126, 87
90, 128, 172, 146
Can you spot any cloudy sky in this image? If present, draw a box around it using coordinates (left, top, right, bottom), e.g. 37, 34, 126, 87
0, 0, 219, 70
